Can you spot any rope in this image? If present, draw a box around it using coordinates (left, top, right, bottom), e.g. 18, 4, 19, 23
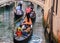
13, 1, 23, 25
12, 16, 23, 26
11, 16, 23, 31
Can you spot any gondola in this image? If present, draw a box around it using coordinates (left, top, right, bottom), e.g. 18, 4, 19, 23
14, 3, 24, 21
13, 29, 32, 43
13, 17, 33, 43
13, 2, 35, 43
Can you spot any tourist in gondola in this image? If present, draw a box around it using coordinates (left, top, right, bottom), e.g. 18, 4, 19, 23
16, 27, 22, 37
22, 17, 32, 27
21, 17, 32, 36
22, 26, 31, 37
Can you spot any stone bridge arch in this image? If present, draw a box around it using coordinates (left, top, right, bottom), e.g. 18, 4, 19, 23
24, 0, 44, 9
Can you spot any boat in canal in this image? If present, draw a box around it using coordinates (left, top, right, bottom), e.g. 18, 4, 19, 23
14, 3, 24, 21
13, 17, 33, 43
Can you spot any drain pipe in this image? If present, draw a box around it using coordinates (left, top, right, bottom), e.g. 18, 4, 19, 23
49, 0, 55, 43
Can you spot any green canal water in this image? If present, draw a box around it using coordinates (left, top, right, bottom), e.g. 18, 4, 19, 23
0, 4, 14, 42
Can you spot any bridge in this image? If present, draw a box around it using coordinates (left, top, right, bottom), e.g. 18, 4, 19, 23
0, 0, 44, 8
0, 0, 14, 7
0, 0, 52, 10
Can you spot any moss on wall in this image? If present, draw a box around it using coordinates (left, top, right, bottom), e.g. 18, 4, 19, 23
52, 34, 58, 43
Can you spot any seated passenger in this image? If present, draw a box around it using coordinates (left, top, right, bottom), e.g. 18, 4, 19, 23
24, 27, 31, 33
22, 24, 26, 30
22, 27, 31, 36
22, 17, 32, 30
22, 31, 28, 36
16, 27, 22, 37
22, 17, 32, 25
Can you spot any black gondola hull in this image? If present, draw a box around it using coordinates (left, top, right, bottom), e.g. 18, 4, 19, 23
14, 10, 24, 21
13, 30, 33, 43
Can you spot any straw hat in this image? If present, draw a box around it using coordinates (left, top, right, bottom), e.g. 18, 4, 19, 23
18, 27, 21, 31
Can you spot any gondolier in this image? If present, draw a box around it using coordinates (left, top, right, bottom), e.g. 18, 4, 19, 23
25, 6, 32, 22
18, 0, 23, 9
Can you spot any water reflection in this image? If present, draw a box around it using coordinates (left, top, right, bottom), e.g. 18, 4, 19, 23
0, 5, 14, 42
29, 35, 42, 43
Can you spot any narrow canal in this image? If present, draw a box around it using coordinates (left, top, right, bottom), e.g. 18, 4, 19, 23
0, 1, 46, 43
0, 5, 14, 43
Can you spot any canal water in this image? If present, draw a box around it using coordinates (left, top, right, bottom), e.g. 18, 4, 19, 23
0, 5, 14, 42
0, 1, 45, 43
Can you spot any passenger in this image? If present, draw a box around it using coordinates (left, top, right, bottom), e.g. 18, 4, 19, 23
22, 24, 26, 30
22, 27, 31, 36
24, 27, 31, 33
22, 17, 32, 36
22, 21, 29, 30
22, 25, 28, 36
22, 31, 28, 36
16, 27, 22, 37
22, 17, 32, 25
